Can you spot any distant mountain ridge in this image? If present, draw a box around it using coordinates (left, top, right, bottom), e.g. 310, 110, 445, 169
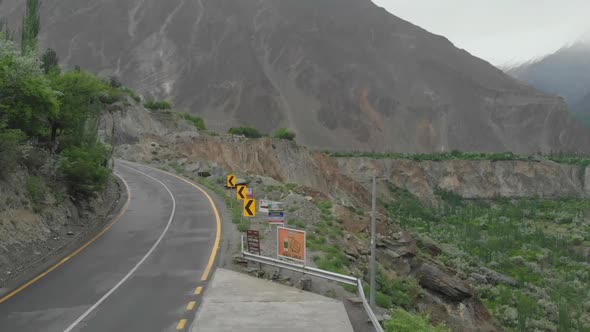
1, 0, 589, 153
506, 39, 590, 127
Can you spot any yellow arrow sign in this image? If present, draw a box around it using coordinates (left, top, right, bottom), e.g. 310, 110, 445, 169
226, 175, 236, 188
243, 198, 256, 217
236, 185, 246, 200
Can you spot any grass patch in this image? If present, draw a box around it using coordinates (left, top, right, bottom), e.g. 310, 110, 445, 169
384, 309, 451, 332
287, 218, 306, 229
25, 176, 46, 211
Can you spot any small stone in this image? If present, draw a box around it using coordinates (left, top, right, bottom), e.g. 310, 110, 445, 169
347, 297, 363, 304
304, 196, 313, 201
67, 231, 74, 236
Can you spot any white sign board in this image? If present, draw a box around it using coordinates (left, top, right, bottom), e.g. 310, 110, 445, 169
259, 200, 283, 213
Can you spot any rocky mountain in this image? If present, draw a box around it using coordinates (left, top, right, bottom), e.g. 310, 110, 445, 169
2, 0, 590, 153
506, 39, 590, 127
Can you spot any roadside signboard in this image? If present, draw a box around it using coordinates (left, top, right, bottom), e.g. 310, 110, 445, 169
226, 175, 236, 188
236, 185, 246, 200
268, 211, 285, 225
246, 230, 260, 255
246, 188, 253, 199
277, 227, 306, 262
259, 200, 284, 213
243, 198, 256, 217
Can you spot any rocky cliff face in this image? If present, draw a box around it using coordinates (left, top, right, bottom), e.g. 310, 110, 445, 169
108, 103, 590, 205
2, 0, 590, 153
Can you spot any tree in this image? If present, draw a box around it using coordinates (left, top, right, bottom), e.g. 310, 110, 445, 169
49, 70, 107, 146
40, 48, 59, 74
0, 38, 58, 139
20, 0, 41, 56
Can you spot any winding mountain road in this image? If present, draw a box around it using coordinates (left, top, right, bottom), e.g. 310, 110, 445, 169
0, 160, 221, 331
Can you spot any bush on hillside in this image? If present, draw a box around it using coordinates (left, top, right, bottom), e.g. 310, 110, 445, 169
384, 309, 450, 332
272, 127, 296, 141
228, 126, 262, 138
59, 144, 112, 196
180, 113, 206, 130
144, 100, 172, 111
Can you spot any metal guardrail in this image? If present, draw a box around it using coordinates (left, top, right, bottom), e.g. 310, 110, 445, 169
242, 251, 358, 286
241, 238, 384, 332
357, 278, 384, 332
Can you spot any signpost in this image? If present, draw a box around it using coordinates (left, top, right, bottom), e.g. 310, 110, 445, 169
259, 200, 284, 213
268, 211, 284, 225
277, 227, 306, 262
246, 188, 253, 199
243, 198, 256, 217
226, 175, 236, 188
236, 185, 246, 200
246, 230, 261, 255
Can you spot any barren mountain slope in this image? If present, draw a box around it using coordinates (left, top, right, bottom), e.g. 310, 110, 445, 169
2, 0, 589, 152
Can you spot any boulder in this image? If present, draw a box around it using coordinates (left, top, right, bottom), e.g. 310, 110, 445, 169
414, 263, 473, 301
377, 231, 417, 258
481, 267, 517, 287
423, 238, 443, 257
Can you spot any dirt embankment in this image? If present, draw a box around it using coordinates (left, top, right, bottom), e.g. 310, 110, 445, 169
117, 132, 590, 209
0, 150, 123, 289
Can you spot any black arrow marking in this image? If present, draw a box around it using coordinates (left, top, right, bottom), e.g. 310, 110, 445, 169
228, 176, 235, 187
238, 186, 245, 199
245, 199, 254, 216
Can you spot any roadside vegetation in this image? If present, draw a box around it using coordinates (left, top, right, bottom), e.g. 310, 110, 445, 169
0, 1, 122, 196
385, 183, 590, 331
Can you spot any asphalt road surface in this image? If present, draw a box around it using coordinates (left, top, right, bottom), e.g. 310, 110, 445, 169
0, 160, 221, 331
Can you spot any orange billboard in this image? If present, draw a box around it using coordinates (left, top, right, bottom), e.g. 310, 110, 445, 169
277, 227, 306, 262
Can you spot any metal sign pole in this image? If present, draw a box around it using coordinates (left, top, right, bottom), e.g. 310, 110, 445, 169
369, 175, 376, 309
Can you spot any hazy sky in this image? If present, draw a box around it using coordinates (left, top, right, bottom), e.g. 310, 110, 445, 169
372, 0, 590, 66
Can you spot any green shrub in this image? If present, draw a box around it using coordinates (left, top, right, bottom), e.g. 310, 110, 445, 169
25, 176, 46, 206
59, 144, 111, 195
228, 126, 262, 138
121, 87, 141, 103
315, 200, 333, 214
180, 112, 206, 130
238, 219, 249, 232
384, 309, 450, 332
100, 86, 124, 104
144, 100, 172, 111
272, 128, 296, 141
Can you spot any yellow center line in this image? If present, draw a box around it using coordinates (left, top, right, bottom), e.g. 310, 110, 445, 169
134, 163, 221, 281
186, 301, 196, 311
194, 286, 203, 295
176, 319, 187, 330
0, 173, 132, 305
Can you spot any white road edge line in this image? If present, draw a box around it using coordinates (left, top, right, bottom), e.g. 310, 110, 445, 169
63, 164, 177, 332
